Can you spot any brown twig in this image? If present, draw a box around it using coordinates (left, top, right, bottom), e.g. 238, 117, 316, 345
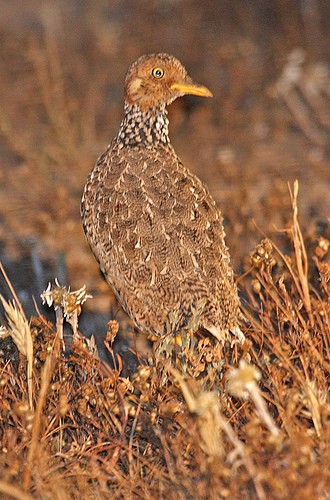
0, 481, 33, 500
288, 180, 314, 326
23, 344, 58, 489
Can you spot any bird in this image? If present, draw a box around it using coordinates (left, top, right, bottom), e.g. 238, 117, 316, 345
81, 53, 244, 344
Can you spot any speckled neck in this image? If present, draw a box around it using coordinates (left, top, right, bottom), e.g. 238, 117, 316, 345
115, 103, 171, 148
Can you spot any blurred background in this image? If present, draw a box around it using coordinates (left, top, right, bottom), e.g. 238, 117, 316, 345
0, 0, 329, 345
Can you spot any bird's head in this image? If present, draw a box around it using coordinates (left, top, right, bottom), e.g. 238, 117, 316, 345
124, 53, 213, 110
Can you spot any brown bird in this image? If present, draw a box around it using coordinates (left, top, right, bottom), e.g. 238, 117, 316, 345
81, 53, 244, 344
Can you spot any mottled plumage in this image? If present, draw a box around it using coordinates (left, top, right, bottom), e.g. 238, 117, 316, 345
81, 53, 244, 343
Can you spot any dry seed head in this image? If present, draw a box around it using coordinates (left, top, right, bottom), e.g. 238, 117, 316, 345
62, 285, 92, 317
106, 320, 119, 343
0, 374, 9, 386
251, 279, 262, 294
177, 378, 224, 458
133, 365, 152, 383
316, 261, 330, 286
41, 279, 67, 309
118, 377, 134, 393
0, 325, 9, 337
227, 360, 280, 437
41, 279, 92, 309
315, 237, 329, 259
128, 404, 136, 417
0, 295, 32, 358
15, 401, 31, 415
14, 401, 34, 431
41, 279, 92, 320
250, 239, 275, 268
84, 335, 99, 359
226, 360, 261, 399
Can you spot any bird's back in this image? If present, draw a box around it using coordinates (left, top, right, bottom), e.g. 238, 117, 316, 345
81, 141, 240, 338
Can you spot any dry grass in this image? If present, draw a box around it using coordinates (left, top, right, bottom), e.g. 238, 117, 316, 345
0, 186, 329, 499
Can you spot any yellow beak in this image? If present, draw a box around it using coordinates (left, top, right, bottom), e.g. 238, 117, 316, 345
170, 81, 213, 98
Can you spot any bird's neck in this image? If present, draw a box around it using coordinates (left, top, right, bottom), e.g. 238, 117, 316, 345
114, 103, 171, 148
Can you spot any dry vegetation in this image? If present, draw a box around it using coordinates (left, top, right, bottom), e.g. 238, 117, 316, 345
0, 2, 329, 499
0, 187, 329, 499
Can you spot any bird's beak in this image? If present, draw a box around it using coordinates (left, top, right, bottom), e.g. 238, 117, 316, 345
170, 81, 213, 98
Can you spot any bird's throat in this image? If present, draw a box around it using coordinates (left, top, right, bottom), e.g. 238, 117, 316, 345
115, 104, 171, 148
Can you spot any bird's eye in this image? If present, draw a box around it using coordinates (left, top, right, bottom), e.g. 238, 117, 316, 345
152, 67, 164, 79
